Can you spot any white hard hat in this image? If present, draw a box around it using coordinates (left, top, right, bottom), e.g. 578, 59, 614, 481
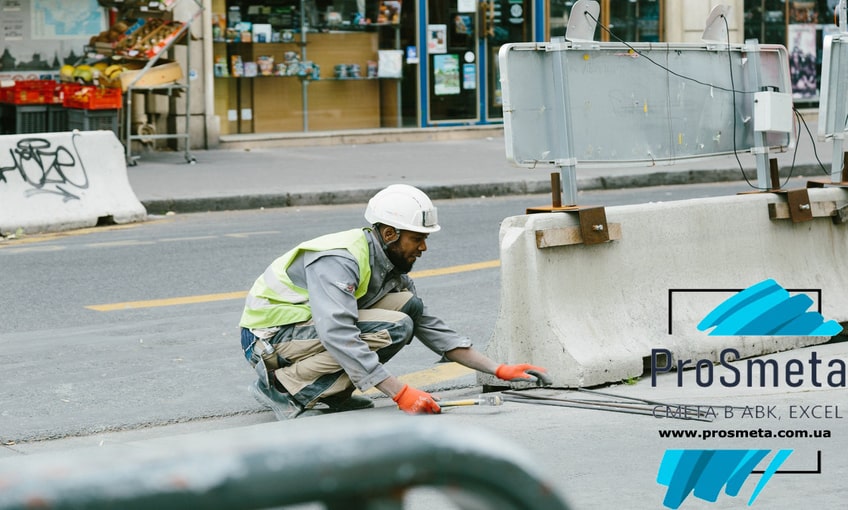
365, 184, 441, 233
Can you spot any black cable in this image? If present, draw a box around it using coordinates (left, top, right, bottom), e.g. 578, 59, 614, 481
794, 106, 831, 176
584, 10, 758, 95
586, 10, 814, 190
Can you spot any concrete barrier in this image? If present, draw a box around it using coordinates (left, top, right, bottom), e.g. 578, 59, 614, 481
0, 131, 146, 235
481, 187, 848, 388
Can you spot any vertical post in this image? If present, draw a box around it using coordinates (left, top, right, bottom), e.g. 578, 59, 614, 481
833, 3, 847, 182
551, 43, 579, 206
832, 136, 845, 183
828, 35, 845, 183
744, 39, 770, 189
843, 153, 848, 182
558, 165, 578, 206
301, 0, 309, 132
185, 18, 193, 163
125, 87, 133, 165
841, 0, 848, 33
769, 157, 780, 190
550, 172, 562, 208
396, 25, 402, 127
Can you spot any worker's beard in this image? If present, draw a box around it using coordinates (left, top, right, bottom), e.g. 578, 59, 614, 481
385, 243, 415, 274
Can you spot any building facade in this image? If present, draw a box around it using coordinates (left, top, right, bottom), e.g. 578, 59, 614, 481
1, 0, 840, 150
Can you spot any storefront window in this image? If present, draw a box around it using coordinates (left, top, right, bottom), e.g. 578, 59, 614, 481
215, 0, 408, 134
549, 0, 576, 39
745, 1, 841, 101
744, 1, 787, 44
547, 0, 662, 42
606, 0, 660, 42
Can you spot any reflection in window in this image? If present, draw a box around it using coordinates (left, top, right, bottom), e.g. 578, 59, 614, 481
549, 0, 576, 39
607, 0, 660, 42
547, 0, 662, 42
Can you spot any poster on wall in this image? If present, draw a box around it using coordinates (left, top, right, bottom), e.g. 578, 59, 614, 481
427, 24, 447, 54
433, 53, 460, 95
788, 23, 818, 99
0, 0, 105, 80
457, 0, 476, 13
462, 63, 476, 90
789, 1, 817, 23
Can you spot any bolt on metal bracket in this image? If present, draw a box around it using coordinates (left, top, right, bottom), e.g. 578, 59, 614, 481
766, 188, 818, 223
526, 172, 618, 248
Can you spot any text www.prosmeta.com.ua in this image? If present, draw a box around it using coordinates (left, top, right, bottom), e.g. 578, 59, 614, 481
658, 428, 833, 440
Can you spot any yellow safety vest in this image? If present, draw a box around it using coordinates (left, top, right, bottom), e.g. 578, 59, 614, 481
239, 228, 372, 329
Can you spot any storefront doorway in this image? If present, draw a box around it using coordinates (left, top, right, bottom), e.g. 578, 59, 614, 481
484, 0, 532, 120
425, 0, 480, 123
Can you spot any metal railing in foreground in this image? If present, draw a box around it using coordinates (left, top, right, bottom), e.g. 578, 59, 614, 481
0, 413, 570, 510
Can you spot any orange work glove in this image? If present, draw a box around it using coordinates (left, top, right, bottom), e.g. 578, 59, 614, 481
496, 363, 551, 385
392, 384, 441, 414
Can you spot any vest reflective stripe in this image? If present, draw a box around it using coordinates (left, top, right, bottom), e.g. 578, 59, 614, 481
240, 229, 372, 329
261, 264, 307, 304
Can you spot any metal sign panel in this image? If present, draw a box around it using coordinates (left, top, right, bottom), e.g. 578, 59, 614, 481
500, 41, 792, 168
818, 34, 848, 139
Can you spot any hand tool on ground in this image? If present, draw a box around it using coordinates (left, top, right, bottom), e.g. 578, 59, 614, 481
439, 394, 504, 407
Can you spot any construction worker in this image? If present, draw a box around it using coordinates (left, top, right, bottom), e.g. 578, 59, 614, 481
239, 184, 548, 419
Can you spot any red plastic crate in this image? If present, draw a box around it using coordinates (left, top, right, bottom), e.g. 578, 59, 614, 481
59, 82, 82, 102
0, 80, 59, 105
62, 85, 123, 110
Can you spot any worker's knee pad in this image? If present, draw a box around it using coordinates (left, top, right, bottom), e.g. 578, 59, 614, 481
380, 314, 414, 346
399, 295, 423, 323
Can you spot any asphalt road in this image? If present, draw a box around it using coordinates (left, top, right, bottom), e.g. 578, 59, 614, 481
0, 181, 757, 443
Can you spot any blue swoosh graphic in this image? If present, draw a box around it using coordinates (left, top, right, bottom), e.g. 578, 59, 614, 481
697, 279, 843, 336
657, 449, 792, 508
748, 450, 792, 505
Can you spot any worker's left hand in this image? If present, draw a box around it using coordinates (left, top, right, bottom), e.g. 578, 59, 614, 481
393, 384, 441, 414
495, 364, 552, 386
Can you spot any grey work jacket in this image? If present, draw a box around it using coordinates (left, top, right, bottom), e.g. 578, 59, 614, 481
282, 229, 471, 390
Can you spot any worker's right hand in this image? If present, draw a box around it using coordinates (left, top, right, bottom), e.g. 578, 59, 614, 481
392, 384, 441, 414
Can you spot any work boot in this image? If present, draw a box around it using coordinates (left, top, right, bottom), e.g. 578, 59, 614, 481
249, 380, 303, 420
319, 392, 374, 412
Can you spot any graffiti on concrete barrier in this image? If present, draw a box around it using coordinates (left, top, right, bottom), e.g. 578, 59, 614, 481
0, 135, 90, 201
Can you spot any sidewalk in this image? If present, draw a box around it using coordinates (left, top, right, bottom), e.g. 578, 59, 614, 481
126, 123, 841, 215
2, 341, 845, 509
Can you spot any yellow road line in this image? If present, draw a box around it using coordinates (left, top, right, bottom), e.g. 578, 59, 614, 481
356, 362, 475, 396
409, 259, 500, 278
0, 222, 163, 249
86, 259, 501, 312
87, 291, 249, 312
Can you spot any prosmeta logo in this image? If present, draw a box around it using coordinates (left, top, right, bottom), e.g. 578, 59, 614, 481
653, 278, 847, 387
657, 449, 792, 508
697, 278, 842, 336
650, 347, 846, 388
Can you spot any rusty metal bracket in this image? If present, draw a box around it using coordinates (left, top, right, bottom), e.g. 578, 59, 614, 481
766, 188, 821, 223
578, 206, 611, 245
527, 172, 618, 248
785, 188, 814, 222
533, 207, 620, 248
